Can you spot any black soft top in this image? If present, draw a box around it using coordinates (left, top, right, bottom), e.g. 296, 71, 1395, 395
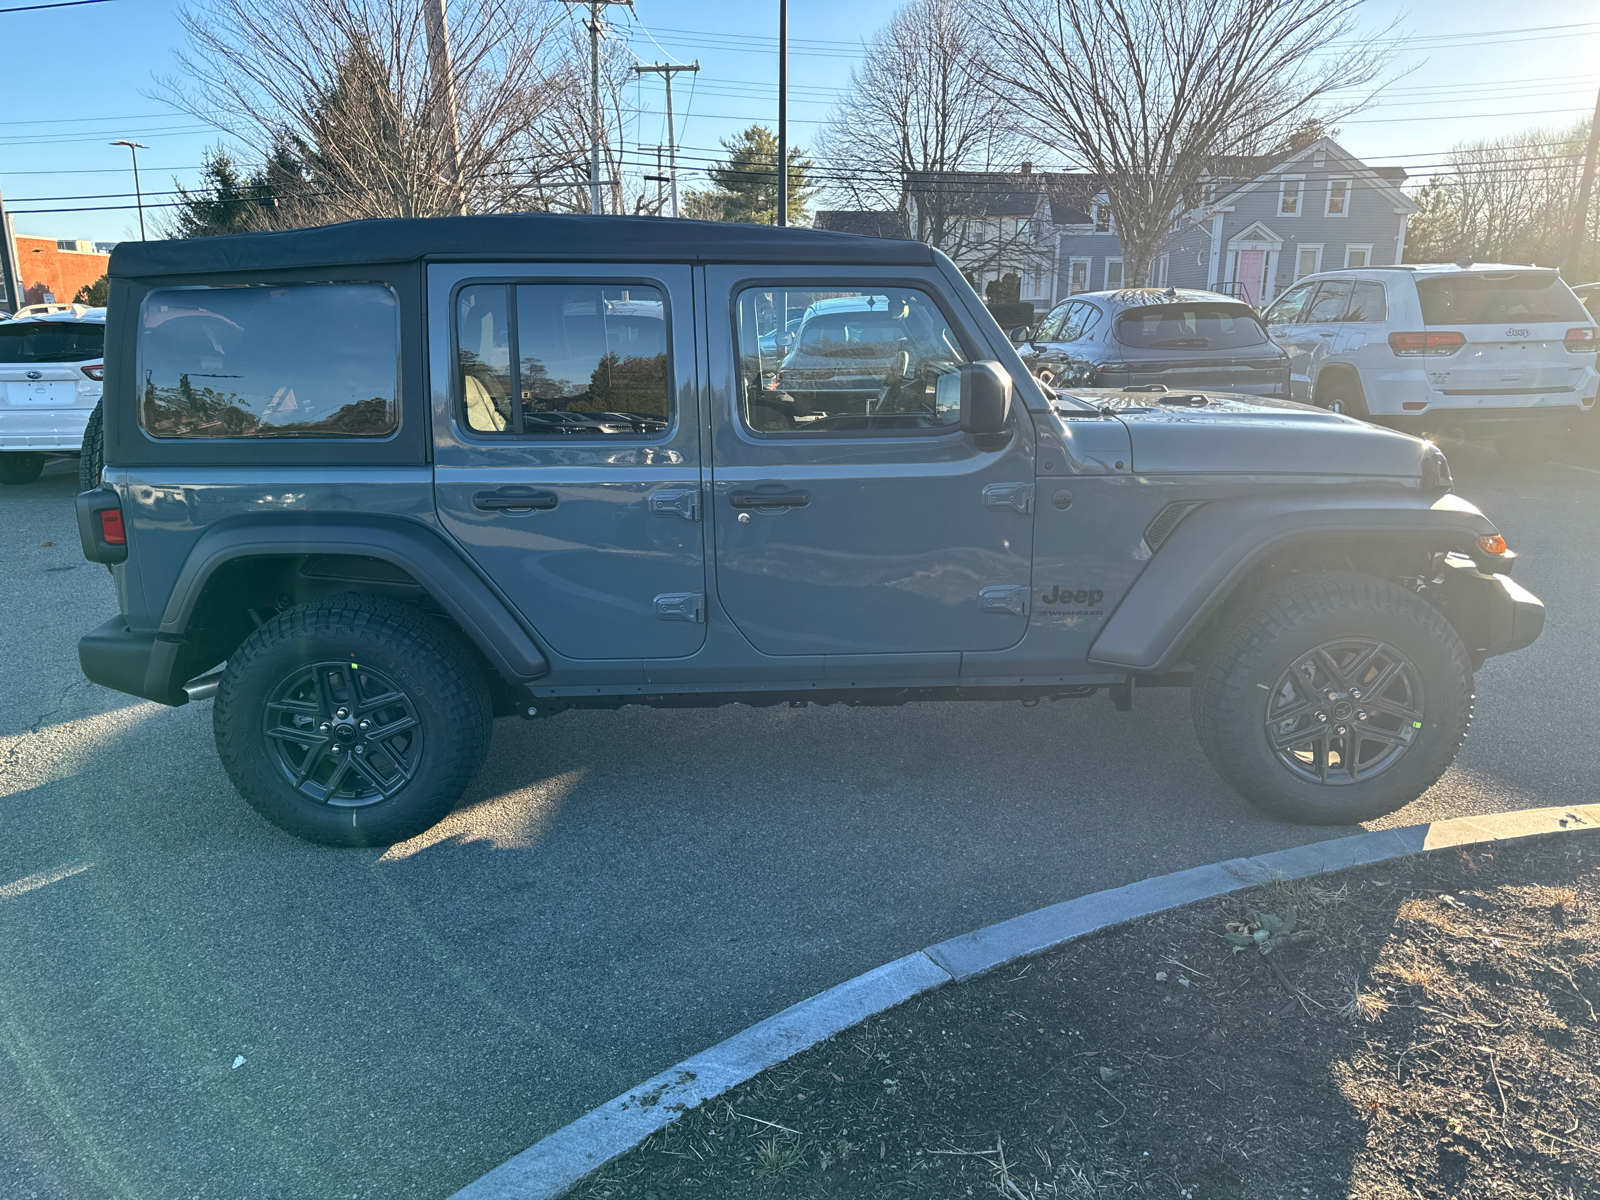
109, 212, 935, 278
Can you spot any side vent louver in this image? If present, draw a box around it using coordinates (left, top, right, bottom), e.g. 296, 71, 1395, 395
1142, 502, 1204, 553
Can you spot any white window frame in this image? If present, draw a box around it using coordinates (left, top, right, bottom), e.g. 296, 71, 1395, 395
1278, 175, 1306, 218
1093, 204, 1112, 233
1104, 257, 1124, 290
1343, 243, 1373, 269
1067, 256, 1092, 295
1294, 244, 1324, 280
1324, 176, 1352, 218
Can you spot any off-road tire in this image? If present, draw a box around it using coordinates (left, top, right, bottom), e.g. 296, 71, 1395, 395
1315, 376, 1369, 421
213, 595, 493, 846
78, 400, 104, 491
0, 452, 45, 485
1495, 429, 1560, 466
1192, 572, 1473, 825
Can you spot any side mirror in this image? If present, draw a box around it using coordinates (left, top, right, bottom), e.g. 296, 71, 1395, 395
959, 361, 1012, 435
1008, 325, 1033, 345
776, 332, 795, 349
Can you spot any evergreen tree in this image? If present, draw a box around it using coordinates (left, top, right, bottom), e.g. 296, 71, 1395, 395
700, 125, 819, 225
165, 147, 283, 238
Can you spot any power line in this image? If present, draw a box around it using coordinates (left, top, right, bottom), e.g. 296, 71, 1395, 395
0, 0, 116, 13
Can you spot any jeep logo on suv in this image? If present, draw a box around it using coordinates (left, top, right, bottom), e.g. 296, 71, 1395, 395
1505, 327, 1530, 339
1041, 585, 1103, 606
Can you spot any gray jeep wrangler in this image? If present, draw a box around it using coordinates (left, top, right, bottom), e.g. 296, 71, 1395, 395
74, 215, 1544, 845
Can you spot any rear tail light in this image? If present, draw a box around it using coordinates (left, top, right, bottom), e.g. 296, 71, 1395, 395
81, 363, 104, 381
1565, 327, 1597, 353
1388, 331, 1465, 356
99, 509, 125, 545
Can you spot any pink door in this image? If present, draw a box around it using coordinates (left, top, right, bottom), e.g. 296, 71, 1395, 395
1236, 250, 1264, 305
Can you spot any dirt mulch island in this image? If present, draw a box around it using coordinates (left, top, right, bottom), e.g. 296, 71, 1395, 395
573, 830, 1600, 1199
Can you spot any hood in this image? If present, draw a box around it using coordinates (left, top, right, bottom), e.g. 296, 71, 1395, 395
1054, 388, 1431, 478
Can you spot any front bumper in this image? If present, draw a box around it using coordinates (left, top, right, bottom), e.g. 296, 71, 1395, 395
1435, 557, 1544, 665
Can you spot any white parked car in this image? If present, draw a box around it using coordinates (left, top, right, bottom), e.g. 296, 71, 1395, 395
1262, 263, 1598, 463
0, 307, 105, 484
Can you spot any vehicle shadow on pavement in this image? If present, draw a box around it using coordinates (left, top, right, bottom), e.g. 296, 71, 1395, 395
0, 689, 1351, 1200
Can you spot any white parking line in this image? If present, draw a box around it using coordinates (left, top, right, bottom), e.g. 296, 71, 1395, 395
1552, 460, 1600, 477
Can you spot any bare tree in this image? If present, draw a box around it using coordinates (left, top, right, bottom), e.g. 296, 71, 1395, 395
159, 0, 581, 225
820, 0, 1040, 272
1405, 120, 1596, 272
976, 0, 1394, 285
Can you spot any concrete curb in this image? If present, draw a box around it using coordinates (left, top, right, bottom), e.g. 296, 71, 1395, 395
448, 803, 1600, 1200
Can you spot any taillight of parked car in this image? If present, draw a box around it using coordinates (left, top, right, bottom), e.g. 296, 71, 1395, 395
1564, 328, 1597, 353
1387, 332, 1465, 356
81, 363, 104, 381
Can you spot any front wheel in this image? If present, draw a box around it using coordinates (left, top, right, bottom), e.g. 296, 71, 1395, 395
1315, 377, 1369, 420
213, 595, 493, 846
1192, 572, 1473, 825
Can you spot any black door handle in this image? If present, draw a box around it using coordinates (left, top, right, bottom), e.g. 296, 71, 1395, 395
473, 488, 558, 512
729, 488, 811, 509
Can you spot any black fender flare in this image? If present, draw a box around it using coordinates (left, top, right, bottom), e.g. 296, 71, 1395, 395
159, 515, 550, 684
1087, 490, 1502, 673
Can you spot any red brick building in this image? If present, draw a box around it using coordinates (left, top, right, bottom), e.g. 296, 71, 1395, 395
13, 236, 112, 307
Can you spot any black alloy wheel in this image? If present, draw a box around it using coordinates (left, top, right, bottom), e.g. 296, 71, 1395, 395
263, 660, 423, 806
1264, 638, 1423, 786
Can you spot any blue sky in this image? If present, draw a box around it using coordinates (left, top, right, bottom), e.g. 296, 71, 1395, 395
2, 0, 1598, 244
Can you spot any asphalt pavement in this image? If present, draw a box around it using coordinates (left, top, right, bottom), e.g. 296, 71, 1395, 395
0, 441, 1594, 1200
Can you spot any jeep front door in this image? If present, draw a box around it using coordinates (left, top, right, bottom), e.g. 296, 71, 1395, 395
705, 270, 1035, 656
430, 265, 706, 661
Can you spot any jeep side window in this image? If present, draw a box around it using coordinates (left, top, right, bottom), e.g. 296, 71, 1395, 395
1304, 280, 1353, 323
137, 283, 399, 439
734, 287, 970, 435
1263, 283, 1313, 326
457, 282, 671, 436
1341, 281, 1387, 323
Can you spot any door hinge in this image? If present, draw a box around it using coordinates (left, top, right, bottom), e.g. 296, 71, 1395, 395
654, 592, 706, 623
649, 487, 701, 521
982, 482, 1034, 514
978, 585, 1030, 617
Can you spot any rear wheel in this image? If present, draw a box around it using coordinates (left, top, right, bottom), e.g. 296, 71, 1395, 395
1495, 427, 1561, 465
0, 453, 45, 485
78, 400, 104, 490
1192, 572, 1473, 825
1315, 376, 1369, 420
213, 595, 493, 846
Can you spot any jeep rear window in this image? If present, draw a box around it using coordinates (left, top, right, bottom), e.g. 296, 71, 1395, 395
0, 320, 104, 363
1416, 273, 1586, 325
457, 283, 670, 436
137, 284, 398, 438
1114, 303, 1268, 350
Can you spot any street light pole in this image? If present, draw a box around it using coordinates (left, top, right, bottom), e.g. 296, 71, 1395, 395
776, 0, 787, 227
111, 140, 148, 240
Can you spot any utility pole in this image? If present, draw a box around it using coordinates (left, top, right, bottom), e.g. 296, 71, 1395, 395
110, 140, 148, 240
423, 0, 465, 215
0, 186, 21, 315
570, 0, 632, 215
1566, 85, 1600, 276
631, 60, 700, 218
641, 143, 667, 212
776, 0, 787, 226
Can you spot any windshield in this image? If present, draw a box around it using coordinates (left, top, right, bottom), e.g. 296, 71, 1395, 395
1416, 273, 1587, 325
0, 320, 104, 363
795, 311, 909, 358
1115, 303, 1268, 350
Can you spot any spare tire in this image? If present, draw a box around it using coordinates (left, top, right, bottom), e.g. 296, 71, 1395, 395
78, 399, 104, 491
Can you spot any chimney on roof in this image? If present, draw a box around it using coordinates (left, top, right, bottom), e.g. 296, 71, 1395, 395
1020, 161, 1032, 176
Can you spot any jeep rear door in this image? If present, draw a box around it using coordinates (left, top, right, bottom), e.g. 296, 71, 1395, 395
429, 263, 707, 661
704, 266, 1035, 656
